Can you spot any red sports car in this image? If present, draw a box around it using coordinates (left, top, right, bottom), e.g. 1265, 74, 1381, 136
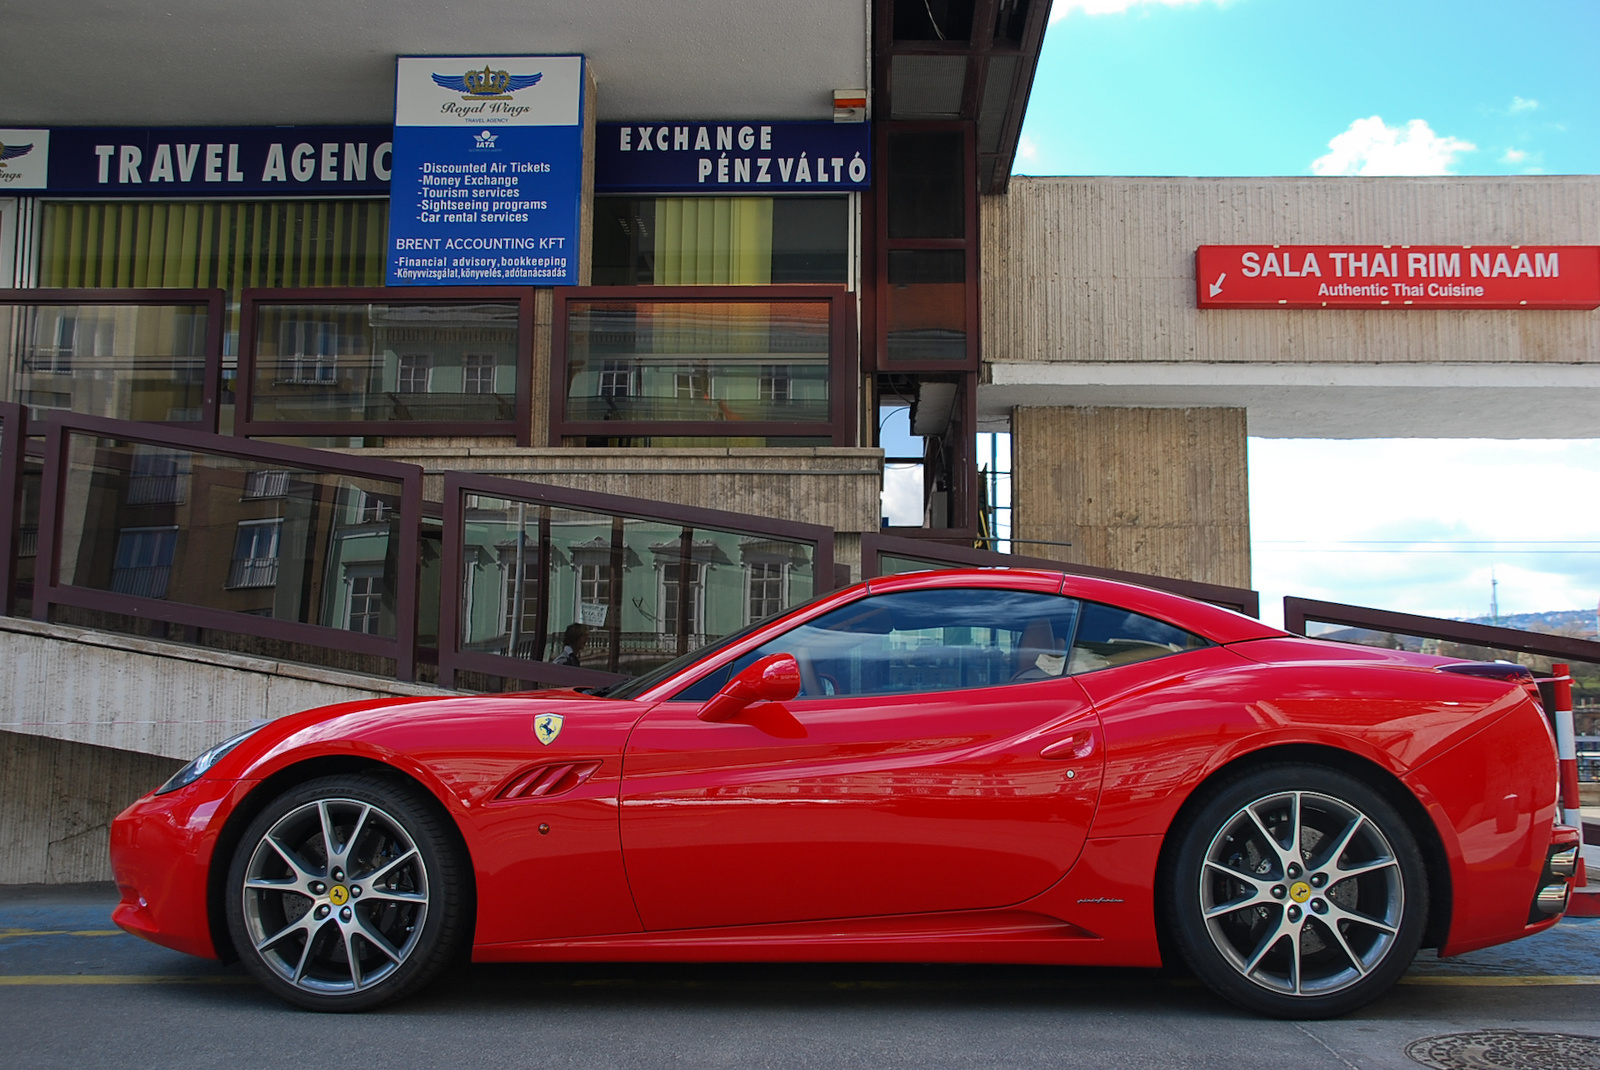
109, 569, 1581, 1017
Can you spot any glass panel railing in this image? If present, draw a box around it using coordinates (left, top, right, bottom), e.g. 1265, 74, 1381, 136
554, 288, 852, 447
440, 473, 834, 691
238, 290, 531, 442
0, 293, 221, 428
36, 414, 422, 678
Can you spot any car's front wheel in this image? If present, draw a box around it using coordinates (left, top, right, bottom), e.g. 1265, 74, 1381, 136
225, 773, 469, 1011
1166, 764, 1428, 1018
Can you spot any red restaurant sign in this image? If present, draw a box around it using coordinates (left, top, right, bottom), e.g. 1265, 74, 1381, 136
1195, 245, 1600, 310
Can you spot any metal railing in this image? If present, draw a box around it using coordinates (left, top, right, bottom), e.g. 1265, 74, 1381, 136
0, 401, 22, 616
32, 412, 425, 680
1283, 596, 1600, 664
861, 531, 1261, 617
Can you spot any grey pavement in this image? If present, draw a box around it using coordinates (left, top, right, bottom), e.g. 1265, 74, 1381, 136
1, 883, 1597, 1070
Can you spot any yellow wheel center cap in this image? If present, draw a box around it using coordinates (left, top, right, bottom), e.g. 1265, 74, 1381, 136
328, 885, 349, 906
1289, 881, 1312, 904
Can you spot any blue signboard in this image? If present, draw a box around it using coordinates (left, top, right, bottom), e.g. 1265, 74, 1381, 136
595, 121, 870, 193
387, 54, 585, 287
43, 126, 392, 196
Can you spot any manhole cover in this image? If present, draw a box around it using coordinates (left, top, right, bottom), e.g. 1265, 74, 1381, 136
1406, 1030, 1600, 1070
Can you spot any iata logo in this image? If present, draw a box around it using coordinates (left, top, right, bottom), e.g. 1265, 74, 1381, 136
472, 130, 498, 151
534, 713, 564, 746
0, 141, 34, 169
432, 66, 543, 101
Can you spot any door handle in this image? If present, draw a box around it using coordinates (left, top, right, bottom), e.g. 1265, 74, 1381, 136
1041, 730, 1096, 761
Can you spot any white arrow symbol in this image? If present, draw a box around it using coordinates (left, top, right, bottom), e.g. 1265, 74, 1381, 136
1209, 273, 1226, 297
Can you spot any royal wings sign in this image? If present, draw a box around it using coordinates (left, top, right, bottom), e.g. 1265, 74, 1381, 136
388, 55, 586, 287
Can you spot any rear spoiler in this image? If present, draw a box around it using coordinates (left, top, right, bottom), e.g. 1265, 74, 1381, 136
1436, 661, 1535, 683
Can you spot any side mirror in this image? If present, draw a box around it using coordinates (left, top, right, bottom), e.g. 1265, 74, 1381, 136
698, 653, 802, 723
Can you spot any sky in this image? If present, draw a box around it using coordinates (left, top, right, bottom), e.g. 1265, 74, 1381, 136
1009, 0, 1600, 628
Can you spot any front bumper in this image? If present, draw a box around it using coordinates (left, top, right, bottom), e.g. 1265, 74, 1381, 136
109, 777, 258, 960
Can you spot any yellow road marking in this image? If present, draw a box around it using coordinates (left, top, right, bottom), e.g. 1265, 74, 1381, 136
0, 975, 254, 986
0, 929, 126, 940
1399, 975, 1600, 986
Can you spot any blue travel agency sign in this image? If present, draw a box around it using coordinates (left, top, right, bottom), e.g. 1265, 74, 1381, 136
387, 54, 585, 287
41, 126, 392, 195
595, 121, 870, 193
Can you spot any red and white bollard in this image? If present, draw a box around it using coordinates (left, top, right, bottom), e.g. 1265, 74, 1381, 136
1551, 663, 1589, 891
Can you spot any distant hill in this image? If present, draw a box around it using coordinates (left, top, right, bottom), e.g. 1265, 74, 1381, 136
1312, 608, 1598, 650
1460, 608, 1598, 639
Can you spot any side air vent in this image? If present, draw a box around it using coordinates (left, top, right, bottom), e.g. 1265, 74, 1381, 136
494, 761, 602, 801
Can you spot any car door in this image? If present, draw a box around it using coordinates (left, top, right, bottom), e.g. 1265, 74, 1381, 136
619, 581, 1105, 932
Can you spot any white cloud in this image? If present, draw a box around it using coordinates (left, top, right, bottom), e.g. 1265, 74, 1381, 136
1500, 147, 1529, 164
1508, 96, 1539, 113
1051, 0, 1222, 21
1016, 133, 1040, 163
1250, 439, 1600, 627
1310, 116, 1476, 176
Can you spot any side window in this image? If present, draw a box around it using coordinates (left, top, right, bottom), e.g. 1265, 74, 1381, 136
1068, 601, 1208, 674
674, 588, 1082, 702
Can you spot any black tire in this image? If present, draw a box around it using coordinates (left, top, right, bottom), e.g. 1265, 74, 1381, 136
225, 773, 469, 1012
1165, 763, 1428, 1019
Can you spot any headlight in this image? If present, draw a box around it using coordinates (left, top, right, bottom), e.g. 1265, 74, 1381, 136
155, 725, 264, 795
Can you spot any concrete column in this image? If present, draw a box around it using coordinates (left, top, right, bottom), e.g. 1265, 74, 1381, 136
1012, 406, 1250, 589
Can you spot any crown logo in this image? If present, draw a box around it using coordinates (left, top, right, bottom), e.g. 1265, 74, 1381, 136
432, 67, 543, 101
465, 66, 511, 97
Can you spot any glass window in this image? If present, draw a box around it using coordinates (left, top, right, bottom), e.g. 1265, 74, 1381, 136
227, 519, 282, 589
37, 199, 389, 434
111, 526, 178, 599
1069, 601, 1209, 674
592, 196, 850, 286
729, 588, 1082, 700
886, 131, 965, 239
564, 300, 830, 426
886, 250, 967, 361
248, 301, 519, 427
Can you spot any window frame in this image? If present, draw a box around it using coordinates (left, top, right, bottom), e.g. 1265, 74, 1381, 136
550, 285, 857, 446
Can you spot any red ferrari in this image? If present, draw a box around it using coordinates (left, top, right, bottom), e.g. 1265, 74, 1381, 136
109, 569, 1581, 1017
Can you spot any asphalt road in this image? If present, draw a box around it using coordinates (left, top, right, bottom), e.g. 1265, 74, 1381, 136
2, 884, 1598, 1070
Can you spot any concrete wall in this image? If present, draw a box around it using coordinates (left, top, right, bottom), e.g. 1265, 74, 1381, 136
982, 175, 1600, 369
1011, 406, 1250, 588
978, 176, 1600, 440
0, 617, 451, 763
0, 730, 182, 884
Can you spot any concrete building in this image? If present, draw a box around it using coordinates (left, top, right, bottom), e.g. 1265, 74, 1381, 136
2, 0, 1598, 880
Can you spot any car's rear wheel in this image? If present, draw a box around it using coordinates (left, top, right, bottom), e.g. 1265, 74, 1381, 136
1166, 764, 1427, 1018
225, 773, 468, 1011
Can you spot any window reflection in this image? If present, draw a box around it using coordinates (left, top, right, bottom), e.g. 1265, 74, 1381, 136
249, 302, 519, 426
458, 495, 817, 678
58, 433, 404, 638
0, 303, 210, 423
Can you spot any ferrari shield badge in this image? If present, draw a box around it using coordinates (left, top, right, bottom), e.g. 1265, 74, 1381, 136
534, 713, 564, 746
